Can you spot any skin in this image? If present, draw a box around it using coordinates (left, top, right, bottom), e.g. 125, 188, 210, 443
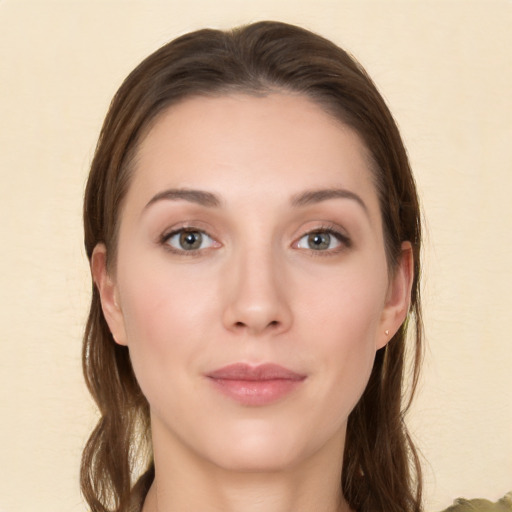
92, 93, 413, 512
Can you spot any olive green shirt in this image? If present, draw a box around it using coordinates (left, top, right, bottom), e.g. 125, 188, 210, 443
441, 493, 512, 512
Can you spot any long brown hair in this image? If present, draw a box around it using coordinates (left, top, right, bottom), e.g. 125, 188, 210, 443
81, 21, 423, 512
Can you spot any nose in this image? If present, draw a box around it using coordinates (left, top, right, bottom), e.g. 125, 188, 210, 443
221, 246, 293, 336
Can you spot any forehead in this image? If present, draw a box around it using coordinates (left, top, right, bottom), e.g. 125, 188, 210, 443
127, 93, 379, 216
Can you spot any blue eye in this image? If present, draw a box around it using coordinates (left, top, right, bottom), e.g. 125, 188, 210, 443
164, 229, 216, 252
296, 230, 345, 251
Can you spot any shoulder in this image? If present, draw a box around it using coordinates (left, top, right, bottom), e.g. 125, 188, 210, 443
440, 493, 512, 512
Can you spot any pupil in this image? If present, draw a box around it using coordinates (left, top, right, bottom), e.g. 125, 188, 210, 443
180, 231, 202, 250
308, 232, 330, 250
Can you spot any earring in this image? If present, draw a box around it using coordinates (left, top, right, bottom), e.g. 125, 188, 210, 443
385, 329, 390, 336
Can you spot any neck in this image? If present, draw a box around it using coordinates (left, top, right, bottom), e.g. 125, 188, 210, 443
143, 419, 350, 512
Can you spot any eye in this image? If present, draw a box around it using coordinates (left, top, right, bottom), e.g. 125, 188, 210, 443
295, 229, 348, 252
163, 229, 217, 252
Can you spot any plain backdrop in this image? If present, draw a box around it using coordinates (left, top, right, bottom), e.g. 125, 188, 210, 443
0, 1, 511, 511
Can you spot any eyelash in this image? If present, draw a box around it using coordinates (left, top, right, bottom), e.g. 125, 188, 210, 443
159, 224, 351, 256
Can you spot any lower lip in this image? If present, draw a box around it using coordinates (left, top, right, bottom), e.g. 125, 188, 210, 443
207, 377, 305, 406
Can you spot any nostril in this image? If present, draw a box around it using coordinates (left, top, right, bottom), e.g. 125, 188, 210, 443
232, 320, 280, 331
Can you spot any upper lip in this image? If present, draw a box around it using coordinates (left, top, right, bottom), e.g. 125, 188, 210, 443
207, 363, 306, 381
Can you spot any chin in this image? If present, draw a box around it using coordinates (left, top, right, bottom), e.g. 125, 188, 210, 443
211, 444, 302, 473
201, 420, 324, 473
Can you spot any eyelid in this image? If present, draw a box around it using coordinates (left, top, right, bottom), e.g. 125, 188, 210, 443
158, 220, 216, 242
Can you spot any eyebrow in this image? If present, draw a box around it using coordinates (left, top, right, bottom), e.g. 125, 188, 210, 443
143, 186, 368, 215
144, 188, 222, 210
291, 188, 369, 215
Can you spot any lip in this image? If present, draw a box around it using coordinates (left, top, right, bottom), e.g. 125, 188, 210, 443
206, 363, 306, 406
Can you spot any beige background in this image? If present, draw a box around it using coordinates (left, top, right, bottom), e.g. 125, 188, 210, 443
1, 1, 511, 511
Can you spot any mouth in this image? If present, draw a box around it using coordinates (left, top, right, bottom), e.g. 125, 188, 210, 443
206, 363, 306, 406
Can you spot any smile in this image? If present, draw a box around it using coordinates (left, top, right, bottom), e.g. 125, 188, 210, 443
206, 363, 307, 406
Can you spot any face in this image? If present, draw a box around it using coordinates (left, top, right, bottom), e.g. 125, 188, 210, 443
94, 93, 411, 473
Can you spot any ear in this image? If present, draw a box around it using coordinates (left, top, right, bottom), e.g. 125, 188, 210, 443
377, 241, 414, 349
91, 243, 127, 346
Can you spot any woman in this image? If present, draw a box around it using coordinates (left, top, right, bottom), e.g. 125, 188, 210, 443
81, 21, 423, 512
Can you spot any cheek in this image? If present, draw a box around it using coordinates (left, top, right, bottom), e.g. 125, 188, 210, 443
118, 241, 218, 334
310, 293, 379, 387
296, 265, 387, 404
115, 256, 219, 398
298, 261, 387, 346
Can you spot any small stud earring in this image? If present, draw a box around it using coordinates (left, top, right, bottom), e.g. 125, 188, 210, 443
385, 329, 390, 336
